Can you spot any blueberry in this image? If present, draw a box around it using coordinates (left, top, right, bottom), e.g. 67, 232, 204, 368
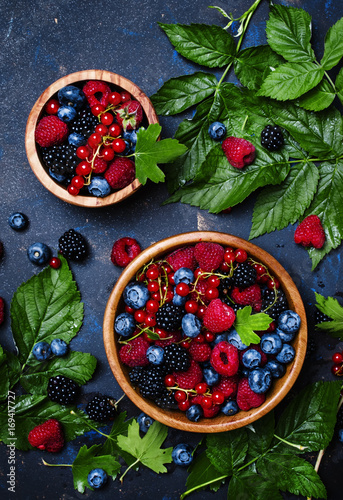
8, 212, 29, 231
87, 468, 107, 489
248, 367, 272, 394
260, 333, 283, 355
123, 282, 150, 309
68, 132, 86, 147
146, 345, 164, 365
276, 343, 295, 364
58, 85, 86, 110
172, 443, 194, 466
50, 339, 68, 357
208, 121, 227, 141
264, 359, 286, 378
221, 400, 239, 416
27, 242, 51, 265
49, 168, 66, 183
277, 310, 301, 334
242, 348, 262, 369
186, 404, 203, 422
203, 365, 220, 386
114, 312, 136, 337
275, 326, 295, 343
338, 429, 343, 444
182, 313, 202, 338
173, 267, 194, 285
213, 331, 229, 346
227, 329, 247, 350
137, 412, 154, 433
173, 291, 187, 307
57, 105, 77, 123
32, 341, 51, 361
123, 130, 138, 145
88, 177, 111, 198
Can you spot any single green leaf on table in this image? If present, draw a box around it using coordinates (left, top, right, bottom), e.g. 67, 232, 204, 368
180, 451, 227, 500
206, 428, 248, 476
134, 123, 187, 185
71, 444, 120, 493
228, 470, 283, 500
234, 307, 272, 347
158, 23, 236, 68
321, 17, 343, 70
296, 79, 336, 112
0, 346, 9, 401
314, 292, 343, 337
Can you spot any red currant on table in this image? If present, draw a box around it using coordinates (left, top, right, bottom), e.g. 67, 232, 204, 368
145, 299, 159, 313
45, 99, 59, 115
224, 251, 235, 264
71, 176, 85, 189
331, 364, 343, 376
146, 267, 159, 280
208, 276, 220, 287
332, 352, 343, 364
76, 160, 91, 176
49, 257, 61, 269
144, 314, 156, 327
202, 396, 213, 409
147, 281, 159, 293
134, 310, 146, 323
212, 390, 225, 405
112, 138, 126, 153
205, 331, 215, 342
195, 382, 208, 394
205, 287, 219, 300
101, 112, 114, 125
185, 300, 198, 314
178, 400, 191, 411
76, 145, 91, 160
267, 278, 280, 290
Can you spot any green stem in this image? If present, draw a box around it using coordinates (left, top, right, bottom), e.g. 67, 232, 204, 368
42, 459, 72, 467
70, 410, 111, 439
180, 474, 229, 499
324, 70, 336, 91
274, 434, 308, 451
119, 458, 140, 483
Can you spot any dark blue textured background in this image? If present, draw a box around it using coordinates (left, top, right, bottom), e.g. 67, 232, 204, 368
0, 0, 342, 498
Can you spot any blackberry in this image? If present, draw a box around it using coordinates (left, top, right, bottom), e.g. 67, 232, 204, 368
138, 365, 166, 401
86, 394, 117, 422
262, 288, 288, 321
155, 389, 179, 410
230, 302, 246, 314
232, 263, 257, 288
218, 276, 233, 299
129, 366, 144, 386
41, 144, 78, 179
315, 309, 331, 325
69, 106, 98, 138
155, 303, 183, 331
47, 375, 79, 405
58, 228, 88, 261
261, 125, 284, 151
164, 344, 190, 372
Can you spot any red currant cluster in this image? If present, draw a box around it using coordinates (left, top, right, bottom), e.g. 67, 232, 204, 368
331, 351, 343, 376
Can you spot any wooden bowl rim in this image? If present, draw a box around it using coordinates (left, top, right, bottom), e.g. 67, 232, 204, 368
103, 231, 307, 433
25, 69, 159, 208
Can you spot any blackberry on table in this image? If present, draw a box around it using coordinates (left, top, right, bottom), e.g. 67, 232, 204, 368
47, 375, 79, 405
58, 228, 88, 261
86, 394, 117, 422
262, 288, 288, 321
69, 106, 98, 138
232, 263, 257, 288
155, 303, 183, 332
138, 365, 166, 401
41, 144, 78, 179
261, 125, 284, 151
164, 344, 190, 372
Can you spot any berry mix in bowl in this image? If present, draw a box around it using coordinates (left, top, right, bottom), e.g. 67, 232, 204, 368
25, 70, 158, 207
103, 232, 307, 433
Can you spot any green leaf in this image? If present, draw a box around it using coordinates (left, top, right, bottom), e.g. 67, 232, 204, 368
250, 161, 319, 239
5, 351, 21, 390
228, 470, 283, 500
258, 62, 324, 101
314, 292, 343, 338
10, 255, 83, 366
101, 411, 134, 458
150, 72, 217, 116
206, 429, 248, 476
158, 22, 236, 68
180, 451, 227, 500
321, 17, 343, 70
266, 4, 315, 63
134, 124, 187, 185
234, 307, 272, 347
71, 444, 121, 493
246, 411, 275, 458
273, 380, 341, 453
234, 45, 285, 91
116, 420, 172, 474
257, 453, 327, 499
0, 346, 9, 401
20, 351, 97, 394
296, 79, 336, 111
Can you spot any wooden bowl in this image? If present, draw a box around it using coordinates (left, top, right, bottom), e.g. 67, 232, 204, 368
103, 231, 307, 433
25, 70, 159, 207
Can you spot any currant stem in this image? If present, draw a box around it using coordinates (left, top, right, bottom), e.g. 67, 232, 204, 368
42, 459, 72, 467
119, 458, 140, 483
273, 434, 308, 451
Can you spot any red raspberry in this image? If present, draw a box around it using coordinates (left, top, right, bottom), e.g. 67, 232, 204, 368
222, 136, 256, 169
119, 336, 150, 367
166, 246, 197, 272
28, 419, 64, 453
83, 80, 111, 108
116, 100, 143, 131
0, 297, 4, 326
231, 284, 262, 312
111, 237, 141, 267
188, 341, 212, 362
294, 215, 325, 249
174, 359, 202, 389
192, 395, 221, 418
194, 242, 225, 272
236, 377, 265, 411
203, 298, 236, 333
35, 116, 68, 147
104, 158, 136, 190
92, 156, 108, 174
214, 375, 238, 398
210, 341, 239, 376
155, 331, 182, 347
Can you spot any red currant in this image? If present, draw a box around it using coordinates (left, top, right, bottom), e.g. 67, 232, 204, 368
145, 314, 156, 327
45, 99, 59, 115
49, 257, 61, 269
168, 273, 175, 285
76, 161, 92, 176
205, 287, 219, 300
256, 265, 267, 275
108, 123, 122, 137
195, 383, 208, 394
67, 185, 79, 196
267, 278, 280, 290
120, 90, 131, 102
175, 391, 187, 403
195, 333, 205, 343
176, 282, 190, 297
163, 264, 172, 274
88, 132, 103, 149
180, 340, 191, 349
205, 331, 215, 342
148, 281, 159, 293
146, 299, 159, 313
208, 276, 220, 287
156, 328, 167, 339
134, 310, 146, 323
91, 104, 105, 116
178, 400, 191, 411
112, 138, 126, 153
146, 267, 159, 280
151, 292, 161, 301
332, 352, 343, 364
185, 300, 198, 314
101, 112, 114, 125
212, 390, 225, 405
108, 92, 121, 105
220, 261, 231, 272
95, 124, 108, 136
101, 146, 115, 161
194, 268, 205, 280
202, 397, 213, 409
331, 364, 343, 376
165, 290, 174, 302
224, 251, 235, 264
235, 248, 247, 263
197, 305, 207, 319
164, 374, 175, 387
76, 145, 90, 160
71, 176, 85, 189
125, 305, 134, 314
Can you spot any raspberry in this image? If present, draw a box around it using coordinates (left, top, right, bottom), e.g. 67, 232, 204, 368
83, 80, 111, 108
294, 215, 325, 249
214, 375, 238, 398
236, 377, 266, 411
111, 237, 141, 267
222, 136, 256, 169
86, 395, 117, 422
164, 343, 190, 372
47, 375, 79, 405
261, 125, 284, 151
192, 395, 221, 418
203, 299, 236, 333
119, 336, 150, 367
233, 263, 257, 288
92, 156, 108, 174
194, 242, 225, 272
174, 359, 203, 389
166, 246, 197, 272
231, 284, 262, 312
35, 116, 69, 148
188, 341, 212, 362
104, 158, 136, 190
28, 419, 64, 453
0, 297, 4, 326
155, 303, 183, 332
58, 228, 88, 261
116, 100, 143, 131
210, 341, 239, 376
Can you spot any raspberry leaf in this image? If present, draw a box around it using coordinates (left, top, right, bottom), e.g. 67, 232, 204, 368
296, 80, 336, 112
234, 307, 271, 346
246, 411, 275, 458
314, 292, 343, 337
228, 470, 283, 500
336, 68, 343, 106
206, 429, 248, 476
158, 23, 236, 68
321, 17, 343, 70
181, 451, 227, 500
0, 346, 9, 401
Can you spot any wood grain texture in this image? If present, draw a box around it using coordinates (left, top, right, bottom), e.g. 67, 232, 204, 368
25, 70, 159, 207
103, 231, 308, 433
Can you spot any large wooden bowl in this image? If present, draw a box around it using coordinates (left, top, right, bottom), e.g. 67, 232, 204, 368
25, 70, 159, 207
103, 231, 307, 433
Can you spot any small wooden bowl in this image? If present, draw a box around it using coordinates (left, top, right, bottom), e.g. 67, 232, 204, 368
103, 231, 307, 433
25, 70, 159, 207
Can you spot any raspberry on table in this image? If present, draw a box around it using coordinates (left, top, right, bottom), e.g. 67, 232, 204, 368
194, 241, 225, 272
294, 215, 326, 249
261, 125, 284, 151
214, 375, 238, 398
35, 115, 69, 148
111, 237, 141, 267
28, 418, 64, 453
58, 228, 88, 261
104, 157, 136, 190
47, 375, 79, 405
85, 395, 117, 422
222, 136, 256, 169
188, 340, 212, 362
